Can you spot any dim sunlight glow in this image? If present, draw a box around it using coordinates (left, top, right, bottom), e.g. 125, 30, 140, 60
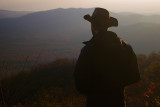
0, 0, 160, 14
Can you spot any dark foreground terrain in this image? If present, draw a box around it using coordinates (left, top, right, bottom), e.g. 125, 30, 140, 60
0, 51, 160, 107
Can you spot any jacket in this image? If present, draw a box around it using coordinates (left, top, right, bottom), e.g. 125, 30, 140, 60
74, 31, 141, 95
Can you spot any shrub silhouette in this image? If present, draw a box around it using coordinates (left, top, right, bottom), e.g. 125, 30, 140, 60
0, 51, 160, 107
0, 58, 84, 106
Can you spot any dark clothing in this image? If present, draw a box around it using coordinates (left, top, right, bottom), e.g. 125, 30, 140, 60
74, 31, 140, 106
86, 88, 125, 107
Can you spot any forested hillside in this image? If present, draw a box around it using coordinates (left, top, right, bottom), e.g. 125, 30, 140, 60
0, 51, 160, 107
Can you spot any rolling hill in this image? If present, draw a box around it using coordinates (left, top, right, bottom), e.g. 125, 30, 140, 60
0, 10, 32, 19
0, 8, 160, 61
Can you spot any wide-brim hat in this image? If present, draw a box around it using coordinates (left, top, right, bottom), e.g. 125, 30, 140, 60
84, 8, 118, 28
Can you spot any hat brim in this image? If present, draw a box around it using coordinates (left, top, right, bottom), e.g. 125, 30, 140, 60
84, 14, 92, 22
108, 17, 118, 27
83, 14, 118, 27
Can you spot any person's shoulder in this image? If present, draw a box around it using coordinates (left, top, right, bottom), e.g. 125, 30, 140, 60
90, 31, 121, 47
121, 39, 132, 49
102, 31, 121, 46
106, 31, 117, 37
81, 41, 95, 53
120, 39, 136, 56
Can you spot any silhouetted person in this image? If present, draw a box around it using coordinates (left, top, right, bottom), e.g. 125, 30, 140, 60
74, 8, 141, 107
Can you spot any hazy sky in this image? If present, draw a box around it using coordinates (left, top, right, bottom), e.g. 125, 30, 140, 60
0, 0, 160, 14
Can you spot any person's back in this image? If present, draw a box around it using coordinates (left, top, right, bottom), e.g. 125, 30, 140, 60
74, 8, 141, 107
86, 31, 126, 107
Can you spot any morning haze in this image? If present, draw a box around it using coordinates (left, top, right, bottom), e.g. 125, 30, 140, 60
0, 0, 160, 107
1, 0, 160, 14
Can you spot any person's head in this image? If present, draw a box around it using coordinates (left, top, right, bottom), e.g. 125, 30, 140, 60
84, 8, 118, 36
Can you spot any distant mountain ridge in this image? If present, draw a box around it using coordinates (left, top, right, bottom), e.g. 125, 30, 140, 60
0, 10, 32, 19
0, 8, 160, 36
0, 8, 160, 61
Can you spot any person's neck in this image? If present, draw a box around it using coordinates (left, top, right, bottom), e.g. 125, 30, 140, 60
93, 29, 108, 37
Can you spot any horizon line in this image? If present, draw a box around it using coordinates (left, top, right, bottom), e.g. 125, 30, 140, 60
0, 7, 160, 15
